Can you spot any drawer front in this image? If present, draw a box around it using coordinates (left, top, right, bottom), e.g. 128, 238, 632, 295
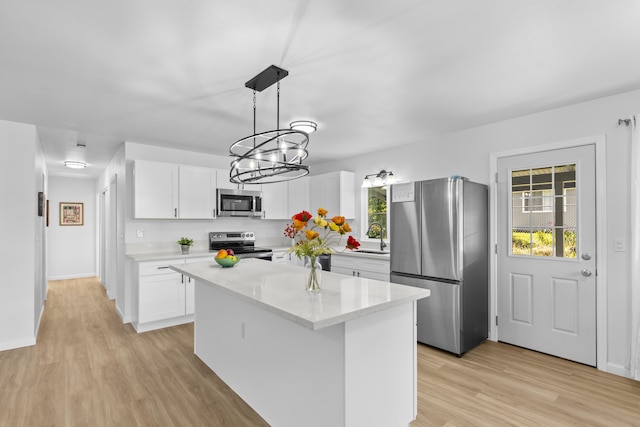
330, 255, 356, 269
272, 251, 288, 264
139, 259, 184, 276
358, 258, 390, 274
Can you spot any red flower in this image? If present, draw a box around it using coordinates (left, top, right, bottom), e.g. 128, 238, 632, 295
292, 210, 313, 223
346, 235, 361, 250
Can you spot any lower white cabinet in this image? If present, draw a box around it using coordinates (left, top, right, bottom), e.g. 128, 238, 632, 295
139, 271, 186, 323
331, 254, 390, 281
134, 256, 211, 332
272, 250, 307, 266
272, 250, 289, 264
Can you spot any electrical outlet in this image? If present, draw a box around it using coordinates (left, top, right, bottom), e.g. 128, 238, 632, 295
136, 229, 144, 238
614, 237, 626, 252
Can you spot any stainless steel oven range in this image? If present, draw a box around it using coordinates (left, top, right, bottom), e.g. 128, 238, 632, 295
209, 231, 273, 261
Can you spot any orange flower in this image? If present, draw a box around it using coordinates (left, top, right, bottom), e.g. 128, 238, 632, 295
293, 219, 306, 230
342, 222, 352, 233
332, 216, 345, 226
318, 207, 328, 216
305, 229, 319, 240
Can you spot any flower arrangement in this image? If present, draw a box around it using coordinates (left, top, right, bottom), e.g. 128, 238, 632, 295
284, 208, 360, 290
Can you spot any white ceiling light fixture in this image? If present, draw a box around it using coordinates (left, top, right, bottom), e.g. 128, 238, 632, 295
229, 65, 311, 185
362, 170, 395, 187
64, 161, 87, 169
290, 120, 317, 134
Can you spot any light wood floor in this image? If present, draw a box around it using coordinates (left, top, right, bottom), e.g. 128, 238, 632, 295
1, 278, 638, 426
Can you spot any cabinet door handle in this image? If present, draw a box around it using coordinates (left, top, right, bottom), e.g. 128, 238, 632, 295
352, 271, 355, 276
157, 266, 170, 269
174, 208, 177, 218
357, 271, 360, 277
181, 274, 184, 284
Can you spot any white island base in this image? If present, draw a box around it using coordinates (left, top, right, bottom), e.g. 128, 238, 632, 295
171, 260, 429, 427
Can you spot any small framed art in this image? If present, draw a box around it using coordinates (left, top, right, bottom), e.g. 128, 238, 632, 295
59, 202, 84, 226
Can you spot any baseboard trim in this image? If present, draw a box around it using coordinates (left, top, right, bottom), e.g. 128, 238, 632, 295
133, 315, 194, 333
47, 273, 98, 281
606, 362, 632, 379
0, 337, 36, 352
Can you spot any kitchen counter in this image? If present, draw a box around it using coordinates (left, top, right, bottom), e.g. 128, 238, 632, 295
126, 250, 214, 262
272, 246, 391, 260
170, 258, 423, 330
172, 258, 429, 427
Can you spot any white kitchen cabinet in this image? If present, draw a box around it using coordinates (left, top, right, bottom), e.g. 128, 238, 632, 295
272, 250, 288, 264
287, 176, 310, 215
216, 168, 236, 190
261, 181, 289, 219
134, 160, 217, 219
216, 168, 262, 191
309, 171, 355, 218
134, 257, 214, 332
138, 259, 186, 325
134, 160, 179, 218
179, 166, 216, 219
331, 254, 390, 281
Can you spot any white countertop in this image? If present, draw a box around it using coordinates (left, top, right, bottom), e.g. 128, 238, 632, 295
170, 258, 428, 330
127, 250, 216, 262
272, 246, 391, 260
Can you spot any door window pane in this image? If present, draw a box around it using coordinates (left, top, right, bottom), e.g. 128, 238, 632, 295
511, 164, 577, 258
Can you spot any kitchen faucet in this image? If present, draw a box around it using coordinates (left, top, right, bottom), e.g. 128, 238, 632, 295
366, 222, 387, 251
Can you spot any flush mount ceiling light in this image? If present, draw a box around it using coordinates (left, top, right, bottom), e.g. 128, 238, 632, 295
362, 170, 395, 188
229, 65, 311, 185
64, 161, 87, 169
290, 120, 317, 134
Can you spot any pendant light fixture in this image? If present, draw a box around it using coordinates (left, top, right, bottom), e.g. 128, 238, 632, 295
229, 65, 311, 185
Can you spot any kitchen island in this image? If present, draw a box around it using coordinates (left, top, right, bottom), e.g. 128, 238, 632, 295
170, 258, 429, 427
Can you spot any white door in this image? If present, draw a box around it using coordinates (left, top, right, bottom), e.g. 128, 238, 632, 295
497, 144, 596, 366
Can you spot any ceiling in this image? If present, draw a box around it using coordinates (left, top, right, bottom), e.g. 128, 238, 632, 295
2, 1, 640, 178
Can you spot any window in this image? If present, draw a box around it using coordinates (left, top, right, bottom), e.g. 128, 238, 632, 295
362, 186, 388, 240
520, 189, 553, 213
511, 164, 577, 258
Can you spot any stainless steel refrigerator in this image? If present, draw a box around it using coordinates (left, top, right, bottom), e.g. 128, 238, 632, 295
390, 177, 488, 355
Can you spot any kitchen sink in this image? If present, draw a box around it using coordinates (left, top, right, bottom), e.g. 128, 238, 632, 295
354, 249, 390, 255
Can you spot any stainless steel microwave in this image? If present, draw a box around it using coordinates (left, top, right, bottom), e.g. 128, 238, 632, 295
216, 188, 263, 217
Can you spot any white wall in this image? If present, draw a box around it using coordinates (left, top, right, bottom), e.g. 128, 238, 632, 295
312, 88, 639, 377
0, 119, 40, 351
47, 176, 97, 280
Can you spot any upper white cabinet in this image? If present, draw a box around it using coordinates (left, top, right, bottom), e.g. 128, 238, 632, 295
262, 181, 289, 219
216, 169, 262, 192
134, 160, 216, 219
216, 169, 236, 190
179, 166, 216, 219
309, 171, 355, 218
134, 160, 179, 219
287, 176, 310, 215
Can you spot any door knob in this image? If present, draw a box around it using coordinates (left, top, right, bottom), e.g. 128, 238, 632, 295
581, 269, 592, 277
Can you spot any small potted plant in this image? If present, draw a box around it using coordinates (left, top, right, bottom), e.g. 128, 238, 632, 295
177, 237, 194, 254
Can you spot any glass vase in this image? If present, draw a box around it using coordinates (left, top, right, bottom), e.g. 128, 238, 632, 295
305, 256, 322, 291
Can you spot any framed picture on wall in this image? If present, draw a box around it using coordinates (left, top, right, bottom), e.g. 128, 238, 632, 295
59, 202, 84, 226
